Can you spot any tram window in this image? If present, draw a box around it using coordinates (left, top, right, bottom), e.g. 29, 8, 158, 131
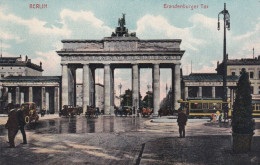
191, 103, 202, 109
215, 103, 221, 109
203, 103, 208, 109
209, 103, 214, 109
256, 104, 260, 111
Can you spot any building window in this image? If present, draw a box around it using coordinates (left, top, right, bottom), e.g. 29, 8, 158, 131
232, 72, 235, 76
251, 86, 254, 94
258, 86, 260, 94
250, 72, 254, 79
258, 71, 260, 79
1, 74, 4, 78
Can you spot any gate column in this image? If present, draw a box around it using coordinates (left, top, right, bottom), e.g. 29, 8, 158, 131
174, 64, 181, 111
132, 64, 139, 112
104, 64, 111, 114
83, 64, 90, 113
62, 64, 69, 107
153, 64, 160, 115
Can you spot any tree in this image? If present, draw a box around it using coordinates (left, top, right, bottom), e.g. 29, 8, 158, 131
142, 91, 153, 108
232, 68, 254, 134
121, 89, 132, 106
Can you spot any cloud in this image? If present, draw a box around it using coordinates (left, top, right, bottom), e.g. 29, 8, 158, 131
0, 11, 70, 37
59, 9, 113, 39
136, 14, 205, 51
0, 30, 24, 43
33, 51, 61, 76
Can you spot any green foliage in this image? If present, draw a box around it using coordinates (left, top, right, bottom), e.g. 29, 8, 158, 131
121, 89, 132, 106
141, 91, 153, 108
232, 68, 254, 134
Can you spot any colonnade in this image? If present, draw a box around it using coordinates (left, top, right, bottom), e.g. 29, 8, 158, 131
62, 63, 181, 115
5, 86, 59, 113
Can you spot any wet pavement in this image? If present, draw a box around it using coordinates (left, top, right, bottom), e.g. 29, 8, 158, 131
0, 116, 259, 165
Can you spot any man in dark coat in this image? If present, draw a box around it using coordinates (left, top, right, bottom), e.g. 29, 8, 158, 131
16, 107, 27, 144
5, 109, 19, 148
177, 109, 187, 138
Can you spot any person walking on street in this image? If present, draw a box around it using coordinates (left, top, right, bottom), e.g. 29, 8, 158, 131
17, 107, 27, 144
5, 109, 19, 148
177, 108, 187, 138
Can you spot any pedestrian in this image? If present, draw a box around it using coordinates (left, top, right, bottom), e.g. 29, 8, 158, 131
177, 108, 187, 138
5, 109, 19, 148
16, 107, 27, 144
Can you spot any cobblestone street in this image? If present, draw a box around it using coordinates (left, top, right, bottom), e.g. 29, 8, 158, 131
0, 116, 259, 165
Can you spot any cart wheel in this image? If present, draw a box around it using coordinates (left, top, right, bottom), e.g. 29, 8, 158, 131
25, 116, 30, 124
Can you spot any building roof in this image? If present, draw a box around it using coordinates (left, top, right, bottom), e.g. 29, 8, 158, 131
0, 76, 61, 83
183, 73, 239, 81
0, 56, 43, 72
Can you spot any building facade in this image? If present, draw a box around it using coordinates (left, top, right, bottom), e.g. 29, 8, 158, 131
0, 56, 61, 114
217, 56, 260, 101
0, 56, 43, 79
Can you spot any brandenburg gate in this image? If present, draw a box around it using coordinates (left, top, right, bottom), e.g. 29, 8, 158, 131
57, 15, 185, 115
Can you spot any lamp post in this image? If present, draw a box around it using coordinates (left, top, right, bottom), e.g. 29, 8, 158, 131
147, 84, 151, 108
218, 3, 230, 120
118, 83, 122, 107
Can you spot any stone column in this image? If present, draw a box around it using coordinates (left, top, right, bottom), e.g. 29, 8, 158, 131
62, 64, 69, 107
132, 64, 139, 110
174, 64, 181, 110
153, 64, 160, 115
110, 68, 114, 113
198, 87, 202, 97
68, 67, 76, 106
0, 86, 2, 98
20, 92, 24, 104
8, 92, 12, 104
230, 88, 233, 108
90, 68, 95, 107
184, 86, 188, 100
54, 87, 59, 114
104, 64, 111, 114
212, 86, 216, 98
15, 87, 20, 105
41, 87, 46, 110
46, 92, 49, 112
83, 64, 90, 114
227, 87, 231, 99
29, 87, 33, 102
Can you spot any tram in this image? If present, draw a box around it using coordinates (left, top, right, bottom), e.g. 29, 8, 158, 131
178, 98, 232, 118
252, 100, 260, 116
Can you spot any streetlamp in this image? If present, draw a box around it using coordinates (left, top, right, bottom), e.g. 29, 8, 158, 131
147, 84, 151, 108
166, 83, 168, 97
218, 3, 230, 120
118, 83, 122, 107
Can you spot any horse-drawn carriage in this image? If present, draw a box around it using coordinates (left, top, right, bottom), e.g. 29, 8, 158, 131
59, 105, 83, 117
141, 107, 152, 117
115, 106, 132, 116
21, 102, 39, 124
85, 106, 99, 118
158, 108, 172, 117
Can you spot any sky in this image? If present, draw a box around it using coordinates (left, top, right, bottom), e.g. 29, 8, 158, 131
0, 0, 260, 103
